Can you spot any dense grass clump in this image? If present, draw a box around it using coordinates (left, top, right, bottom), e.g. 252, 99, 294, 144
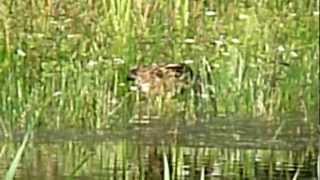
0, 0, 318, 131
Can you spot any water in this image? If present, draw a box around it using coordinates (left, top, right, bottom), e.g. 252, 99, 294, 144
0, 115, 318, 180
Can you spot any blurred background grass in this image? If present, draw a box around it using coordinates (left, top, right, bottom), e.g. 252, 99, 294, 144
0, 0, 318, 131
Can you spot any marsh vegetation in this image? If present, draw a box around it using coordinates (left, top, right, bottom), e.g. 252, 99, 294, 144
0, 0, 318, 179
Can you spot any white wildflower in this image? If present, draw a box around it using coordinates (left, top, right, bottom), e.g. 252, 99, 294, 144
183, 59, 194, 64
129, 86, 138, 91
290, 51, 298, 58
17, 49, 26, 57
239, 14, 249, 20
201, 93, 209, 99
114, 58, 125, 64
205, 11, 217, 16
87, 60, 98, 68
231, 38, 240, 44
214, 40, 224, 46
118, 83, 126, 87
53, 91, 62, 97
184, 38, 195, 44
277, 45, 285, 52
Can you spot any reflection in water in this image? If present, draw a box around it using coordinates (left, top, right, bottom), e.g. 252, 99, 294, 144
27, 147, 59, 180
0, 116, 318, 179
145, 146, 164, 180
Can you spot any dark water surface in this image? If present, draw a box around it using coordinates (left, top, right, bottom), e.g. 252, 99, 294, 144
1, 115, 318, 180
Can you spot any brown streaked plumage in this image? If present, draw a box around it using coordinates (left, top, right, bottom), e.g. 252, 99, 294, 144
128, 63, 194, 97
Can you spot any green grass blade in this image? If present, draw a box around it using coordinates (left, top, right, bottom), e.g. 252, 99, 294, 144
5, 130, 30, 180
163, 151, 170, 180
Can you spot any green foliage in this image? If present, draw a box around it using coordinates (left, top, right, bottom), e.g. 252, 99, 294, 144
5, 130, 30, 180
0, 0, 318, 130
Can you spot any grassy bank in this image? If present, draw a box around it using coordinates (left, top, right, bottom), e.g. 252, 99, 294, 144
0, 0, 319, 131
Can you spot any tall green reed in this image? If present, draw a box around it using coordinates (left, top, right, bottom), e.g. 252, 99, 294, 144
0, 0, 318, 131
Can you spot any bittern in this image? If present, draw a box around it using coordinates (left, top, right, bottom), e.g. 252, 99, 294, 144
128, 63, 195, 97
